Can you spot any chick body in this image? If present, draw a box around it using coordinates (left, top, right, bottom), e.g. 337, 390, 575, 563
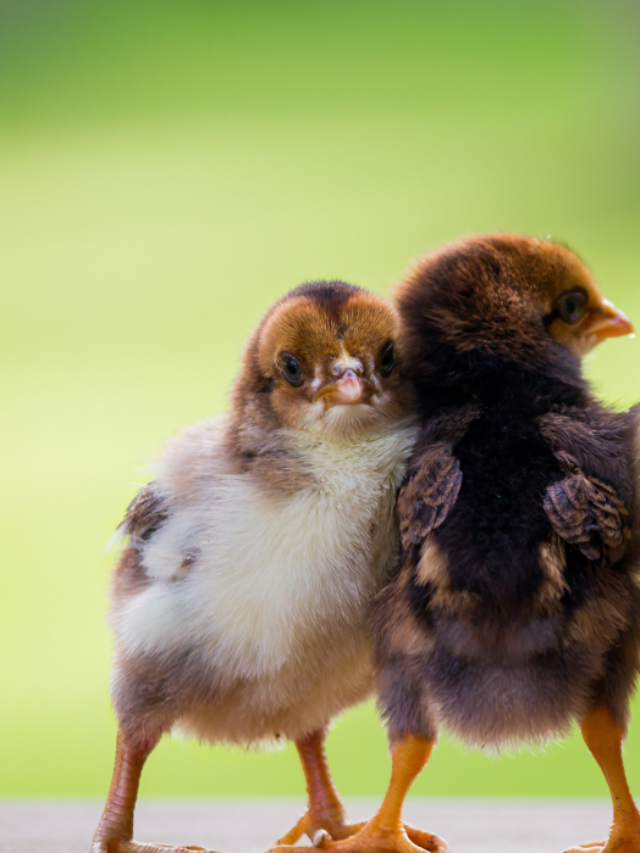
383, 388, 636, 750
112, 414, 416, 746
369, 235, 639, 853
95, 280, 416, 853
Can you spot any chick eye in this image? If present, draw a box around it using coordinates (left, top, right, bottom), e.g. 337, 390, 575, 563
556, 288, 589, 325
380, 342, 394, 377
280, 353, 304, 386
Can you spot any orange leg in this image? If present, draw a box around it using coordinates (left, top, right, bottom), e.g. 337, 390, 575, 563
268, 734, 449, 853
92, 730, 213, 853
566, 706, 640, 853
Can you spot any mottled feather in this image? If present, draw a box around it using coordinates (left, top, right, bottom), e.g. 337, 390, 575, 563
122, 484, 169, 543
544, 470, 629, 561
397, 443, 462, 550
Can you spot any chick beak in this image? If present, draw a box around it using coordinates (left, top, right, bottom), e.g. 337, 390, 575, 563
587, 299, 635, 344
312, 368, 371, 409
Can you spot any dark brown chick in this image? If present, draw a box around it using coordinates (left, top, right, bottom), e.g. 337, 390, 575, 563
288, 236, 638, 853
92, 281, 422, 853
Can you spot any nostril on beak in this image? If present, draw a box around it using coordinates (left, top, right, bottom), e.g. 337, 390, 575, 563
332, 360, 364, 377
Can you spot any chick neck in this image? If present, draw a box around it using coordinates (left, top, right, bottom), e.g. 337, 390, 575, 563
407, 323, 590, 420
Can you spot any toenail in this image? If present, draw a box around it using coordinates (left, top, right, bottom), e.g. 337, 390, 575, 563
313, 830, 330, 848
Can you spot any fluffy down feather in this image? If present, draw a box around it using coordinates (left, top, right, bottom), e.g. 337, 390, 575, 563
111, 414, 417, 744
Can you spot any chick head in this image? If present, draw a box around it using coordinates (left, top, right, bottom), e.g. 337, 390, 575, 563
395, 234, 633, 366
238, 281, 412, 439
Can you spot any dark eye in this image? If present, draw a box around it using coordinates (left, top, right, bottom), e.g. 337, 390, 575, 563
556, 288, 589, 325
280, 353, 304, 386
380, 342, 394, 377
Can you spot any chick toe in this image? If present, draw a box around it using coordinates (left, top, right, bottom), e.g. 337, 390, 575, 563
403, 826, 450, 852
93, 841, 214, 853
267, 825, 446, 853
276, 813, 366, 847
565, 818, 640, 853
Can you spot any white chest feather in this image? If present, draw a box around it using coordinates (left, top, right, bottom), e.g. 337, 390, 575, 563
114, 421, 417, 683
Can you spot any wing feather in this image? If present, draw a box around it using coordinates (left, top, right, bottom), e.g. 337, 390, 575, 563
544, 471, 629, 562
398, 443, 462, 550
121, 484, 169, 543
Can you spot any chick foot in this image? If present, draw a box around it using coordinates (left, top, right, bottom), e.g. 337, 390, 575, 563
268, 735, 448, 853
277, 816, 443, 851
312, 818, 449, 853
564, 819, 640, 852
269, 815, 448, 853
92, 842, 213, 853
276, 813, 365, 846
272, 812, 364, 850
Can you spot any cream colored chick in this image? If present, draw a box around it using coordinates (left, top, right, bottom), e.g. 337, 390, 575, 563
92, 281, 418, 853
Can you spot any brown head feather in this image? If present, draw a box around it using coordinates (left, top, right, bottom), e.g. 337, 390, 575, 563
395, 234, 633, 371
225, 281, 413, 478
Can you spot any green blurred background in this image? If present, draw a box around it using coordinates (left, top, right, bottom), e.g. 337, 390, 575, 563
1, 0, 639, 800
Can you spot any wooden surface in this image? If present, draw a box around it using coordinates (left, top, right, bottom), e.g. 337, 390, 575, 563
0, 799, 614, 853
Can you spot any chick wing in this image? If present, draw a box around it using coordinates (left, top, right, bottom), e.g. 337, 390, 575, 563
397, 405, 480, 551
539, 410, 632, 562
121, 484, 169, 544
544, 469, 629, 561
398, 445, 462, 550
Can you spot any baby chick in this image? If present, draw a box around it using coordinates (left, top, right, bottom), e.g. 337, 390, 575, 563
284, 236, 638, 853
92, 280, 419, 853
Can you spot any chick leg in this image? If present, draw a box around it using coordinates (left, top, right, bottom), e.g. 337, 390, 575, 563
566, 706, 640, 853
277, 729, 361, 845
268, 734, 448, 853
92, 730, 213, 853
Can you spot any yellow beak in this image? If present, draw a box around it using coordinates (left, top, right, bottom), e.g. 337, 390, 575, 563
587, 299, 634, 343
